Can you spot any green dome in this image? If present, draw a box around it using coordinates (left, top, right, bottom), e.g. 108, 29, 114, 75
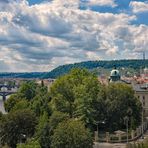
109, 69, 121, 82
110, 69, 120, 77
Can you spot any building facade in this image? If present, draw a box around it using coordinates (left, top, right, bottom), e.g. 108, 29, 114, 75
133, 84, 148, 117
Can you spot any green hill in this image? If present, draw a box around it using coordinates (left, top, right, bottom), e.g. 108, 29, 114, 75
43, 59, 148, 78
0, 72, 46, 79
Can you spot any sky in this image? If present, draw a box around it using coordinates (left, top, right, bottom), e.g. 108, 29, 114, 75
0, 0, 148, 72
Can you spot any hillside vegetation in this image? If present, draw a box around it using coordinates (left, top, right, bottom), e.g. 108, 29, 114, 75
0, 59, 147, 79
44, 59, 148, 78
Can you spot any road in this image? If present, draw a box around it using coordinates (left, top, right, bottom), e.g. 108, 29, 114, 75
94, 142, 126, 148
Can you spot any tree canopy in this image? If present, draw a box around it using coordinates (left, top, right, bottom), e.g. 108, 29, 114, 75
50, 68, 101, 126
51, 119, 93, 148
50, 68, 142, 131
0, 68, 143, 148
0, 109, 37, 148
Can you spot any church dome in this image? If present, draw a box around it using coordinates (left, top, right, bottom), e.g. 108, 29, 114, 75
109, 68, 121, 82
110, 69, 120, 77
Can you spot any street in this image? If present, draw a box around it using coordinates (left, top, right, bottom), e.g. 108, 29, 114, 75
94, 142, 126, 148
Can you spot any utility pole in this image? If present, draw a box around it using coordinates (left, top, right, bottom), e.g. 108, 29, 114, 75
126, 118, 129, 143
142, 100, 144, 139
143, 51, 145, 61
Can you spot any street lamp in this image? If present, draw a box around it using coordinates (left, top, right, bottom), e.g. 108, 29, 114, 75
19, 134, 26, 148
95, 121, 105, 141
141, 100, 144, 139
96, 121, 99, 135
124, 116, 129, 144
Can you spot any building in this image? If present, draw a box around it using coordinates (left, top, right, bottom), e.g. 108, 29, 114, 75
109, 68, 121, 82
133, 81, 148, 117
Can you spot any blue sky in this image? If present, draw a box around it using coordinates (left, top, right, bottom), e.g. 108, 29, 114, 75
28, 0, 45, 5
0, 0, 147, 72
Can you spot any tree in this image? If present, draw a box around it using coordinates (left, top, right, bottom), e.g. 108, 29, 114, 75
0, 109, 37, 148
11, 99, 29, 112
104, 83, 141, 131
50, 68, 101, 127
51, 119, 93, 148
73, 74, 101, 127
49, 111, 69, 134
18, 81, 37, 100
30, 94, 51, 116
35, 111, 51, 148
4, 95, 20, 112
39, 124, 51, 148
36, 112, 49, 137
37, 111, 69, 148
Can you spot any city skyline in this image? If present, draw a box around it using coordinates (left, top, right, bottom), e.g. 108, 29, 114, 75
0, 0, 148, 72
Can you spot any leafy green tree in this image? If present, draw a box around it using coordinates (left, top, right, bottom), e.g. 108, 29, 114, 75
104, 83, 141, 131
91, 84, 107, 127
49, 111, 69, 133
36, 112, 49, 136
73, 74, 101, 126
39, 123, 51, 148
50, 68, 101, 127
37, 111, 69, 148
30, 94, 51, 116
35, 84, 48, 96
4, 95, 20, 112
11, 99, 29, 112
18, 81, 37, 100
51, 119, 93, 148
0, 110, 37, 148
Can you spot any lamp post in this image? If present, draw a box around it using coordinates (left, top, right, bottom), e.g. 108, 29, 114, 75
19, 134, 26, 148
95, 121, 99, 142
142, 100, 144, 139
124, 116, 129, 144
95, 121, 105, 148
95, 121, 105, 141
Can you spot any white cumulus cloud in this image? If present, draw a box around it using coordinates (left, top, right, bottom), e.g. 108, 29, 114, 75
88, 0, 117, 7
130, 1, 148, 13
0, 0, 147, 72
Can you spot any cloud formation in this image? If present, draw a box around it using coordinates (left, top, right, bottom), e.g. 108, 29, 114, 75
0, 0, 147, 72
130, 1, 148, 13
88, 0, 117, 7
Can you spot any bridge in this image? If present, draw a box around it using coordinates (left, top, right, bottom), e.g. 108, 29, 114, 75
0, 84, 19, 90
0, 85, 18, 101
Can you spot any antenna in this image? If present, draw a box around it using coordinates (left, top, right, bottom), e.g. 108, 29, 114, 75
143, 51, 145, 60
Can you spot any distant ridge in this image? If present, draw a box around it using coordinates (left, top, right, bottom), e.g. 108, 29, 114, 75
0, 59, 147, 79
43, 59, 148, 78
0, 72, 46, 79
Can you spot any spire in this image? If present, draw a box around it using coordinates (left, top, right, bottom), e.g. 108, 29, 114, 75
143, 51, 145, 60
